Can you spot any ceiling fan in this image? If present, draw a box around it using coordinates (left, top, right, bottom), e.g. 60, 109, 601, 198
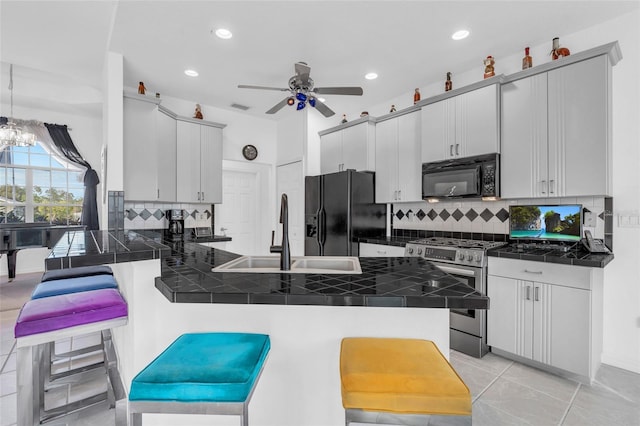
238, 62, 363, 117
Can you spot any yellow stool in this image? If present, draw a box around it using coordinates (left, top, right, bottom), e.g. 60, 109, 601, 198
340, 337, 471, 426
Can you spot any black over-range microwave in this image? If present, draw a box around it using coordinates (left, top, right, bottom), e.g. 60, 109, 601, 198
422, 153, 499, 200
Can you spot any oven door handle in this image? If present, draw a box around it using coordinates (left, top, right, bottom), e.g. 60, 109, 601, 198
436, 264, 478, 277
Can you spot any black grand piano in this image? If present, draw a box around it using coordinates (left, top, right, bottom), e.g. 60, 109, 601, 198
0, 223, 84, 280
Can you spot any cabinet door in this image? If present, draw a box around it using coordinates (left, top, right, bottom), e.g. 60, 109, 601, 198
397, 111, 422, 201
157, 110, 176, 202
320, 131, 342, 174
176, 121, 202, 203
341, 123, 368, 171
548, 55, 609, 197
546, 284, 591, 376
460, 85, 500, 157
359, 243, 405, 257
200, 125, 223, 204
374, 118, 399, 203
500, 74, 549, 198
421, 100, 453, 162
123, 98, 159, 201
488, 275, 519, 354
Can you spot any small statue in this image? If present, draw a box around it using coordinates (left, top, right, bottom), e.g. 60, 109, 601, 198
413, 88, 421, 105
194, 104, 203, 119
483, 56, 495, 79
390, 104, 396, 113
138, 81, 146, 95
341, 114, 347, 124
445, 72, 453, 92
550, 37, 570, 60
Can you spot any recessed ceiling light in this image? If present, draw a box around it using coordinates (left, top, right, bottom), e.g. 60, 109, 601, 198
215, 28, 233, 39
452, 30, 470, 40
365, 72, 378, 80
184, 69, 199, 77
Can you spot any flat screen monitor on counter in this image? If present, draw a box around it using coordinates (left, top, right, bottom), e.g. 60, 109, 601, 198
509, 204, 582, 242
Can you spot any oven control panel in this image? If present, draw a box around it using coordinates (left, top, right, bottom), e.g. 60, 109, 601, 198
405, 243, 485, 267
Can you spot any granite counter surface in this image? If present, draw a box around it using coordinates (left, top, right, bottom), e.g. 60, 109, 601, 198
46, 230, 489, 310
488, 244, 614, 268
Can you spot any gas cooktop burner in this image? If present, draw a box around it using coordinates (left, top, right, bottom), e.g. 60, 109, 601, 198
409, 237, 506, 250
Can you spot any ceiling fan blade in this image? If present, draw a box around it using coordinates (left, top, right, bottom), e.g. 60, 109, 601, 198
313, 87, 363, 96
266, 97, 292, 114
294, 62, 311, 80
313, 100, 335, 117
238, 84, 290, 92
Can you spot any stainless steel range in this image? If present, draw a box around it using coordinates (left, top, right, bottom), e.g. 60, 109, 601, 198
405, 237, 507, 357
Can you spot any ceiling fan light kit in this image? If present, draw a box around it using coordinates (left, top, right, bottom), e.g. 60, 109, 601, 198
238, 62, 363, 117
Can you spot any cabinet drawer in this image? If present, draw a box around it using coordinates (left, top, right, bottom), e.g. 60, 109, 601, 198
488, 257, 592, 290
359, 243, 405, 257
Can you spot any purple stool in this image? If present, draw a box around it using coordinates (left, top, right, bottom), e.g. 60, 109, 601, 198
15, 288, 128, 426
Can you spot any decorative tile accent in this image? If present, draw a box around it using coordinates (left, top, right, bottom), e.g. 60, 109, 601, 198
416, 209, 426, 220
205, 210, 212, 219
191, 209, 199, 219
598, 212, 605, 220
427, 209, 438, 220
126, 209, 138, 220
466, 209, 478, 221
495, 208, 509, 222
152, 209, 164, 220
439, 209, 450, 221
452, 209, 464, 221
139, 209, 152, 220
396, 210, 405, 220
480, 208, 494, 222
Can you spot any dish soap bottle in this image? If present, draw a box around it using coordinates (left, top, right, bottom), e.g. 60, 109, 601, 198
413, 88, 421, 105
522, 47, 533, 70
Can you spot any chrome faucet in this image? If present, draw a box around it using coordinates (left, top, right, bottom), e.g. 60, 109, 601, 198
270, 193, 291, 271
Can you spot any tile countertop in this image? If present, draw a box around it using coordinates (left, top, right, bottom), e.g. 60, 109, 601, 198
45, 230, 489, 310
487, 244, 614, 268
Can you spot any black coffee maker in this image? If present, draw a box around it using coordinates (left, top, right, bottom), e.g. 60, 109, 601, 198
166, 209, 185, 240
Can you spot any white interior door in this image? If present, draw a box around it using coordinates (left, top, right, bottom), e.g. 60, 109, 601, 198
276, 161, 304, 256
217, 170, 258, 255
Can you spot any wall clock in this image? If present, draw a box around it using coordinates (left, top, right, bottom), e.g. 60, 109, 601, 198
242, 144, 258, 161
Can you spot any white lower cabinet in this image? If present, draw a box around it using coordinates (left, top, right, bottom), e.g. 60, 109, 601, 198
487, 257, 603, 382
359, 243, 405, 257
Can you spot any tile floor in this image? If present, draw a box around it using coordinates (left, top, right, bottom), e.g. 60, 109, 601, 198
1, 273, 639, 425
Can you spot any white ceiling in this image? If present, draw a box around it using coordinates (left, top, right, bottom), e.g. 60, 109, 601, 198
1, 1, 638, 121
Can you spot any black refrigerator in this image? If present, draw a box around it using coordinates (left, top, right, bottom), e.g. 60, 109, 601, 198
305, 170, 386, 256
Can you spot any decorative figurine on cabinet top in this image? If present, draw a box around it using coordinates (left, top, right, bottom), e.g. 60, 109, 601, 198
413, 88, 421, 105
194, 104, 203, 119
445, 72, 453, 92
550, 37, 570, 60
522, 47, 533, 70
483, 56, 495, 79
341, 114, 347, 124
390, 104, 396, 113
138, 82, 146, 95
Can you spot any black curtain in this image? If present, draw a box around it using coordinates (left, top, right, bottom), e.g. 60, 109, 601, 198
45, 123, 100, 230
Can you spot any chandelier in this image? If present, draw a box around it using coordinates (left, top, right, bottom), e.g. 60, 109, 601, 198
0, 64, 36, 150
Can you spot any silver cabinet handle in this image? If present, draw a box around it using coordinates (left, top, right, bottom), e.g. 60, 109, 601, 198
534, 286, 540, 302
524, 269, 543, 274
197, 192, 201, 201
376, 250, 387, 255
202, 191, 205, 200
393, 190, 398, 200
398, 190, 402, 200
526, 286, 531, 300
541, 180, 546, 194
455, 144, 459, 155
450, 145, 454, 156
157, 189, 160, 199
550, 179, 555, 194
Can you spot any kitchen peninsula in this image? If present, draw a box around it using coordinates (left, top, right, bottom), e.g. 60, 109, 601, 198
47, 230, 487, 425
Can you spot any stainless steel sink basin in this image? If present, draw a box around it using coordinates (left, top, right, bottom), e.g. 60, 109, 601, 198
211, 256, 362, 274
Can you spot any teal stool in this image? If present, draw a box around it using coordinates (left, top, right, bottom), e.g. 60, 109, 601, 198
128, 333, 270, 426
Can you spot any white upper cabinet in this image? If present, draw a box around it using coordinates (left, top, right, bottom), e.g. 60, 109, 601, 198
123, 95, 176, 202
501, 48, 617, 198
375, 111, 422, 203
176, 119, 223, 204
319, 119, 375, 174
422, 83, 500, 162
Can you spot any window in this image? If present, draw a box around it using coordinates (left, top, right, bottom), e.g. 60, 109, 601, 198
0, 143, 84, 224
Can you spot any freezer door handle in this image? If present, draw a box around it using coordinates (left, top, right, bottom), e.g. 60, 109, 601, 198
318, 208, 326, 254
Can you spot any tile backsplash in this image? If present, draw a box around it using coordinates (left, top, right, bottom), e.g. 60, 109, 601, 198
392, 196, 610, 243
123, 201, 213, 230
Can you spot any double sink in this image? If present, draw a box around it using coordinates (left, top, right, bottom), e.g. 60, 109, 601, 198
212, 256, 362, 274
